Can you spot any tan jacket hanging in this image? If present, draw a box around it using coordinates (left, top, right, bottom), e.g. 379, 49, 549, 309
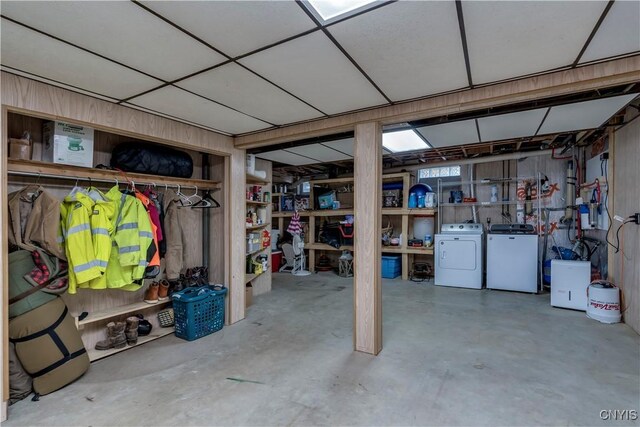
8, 186, 66, 260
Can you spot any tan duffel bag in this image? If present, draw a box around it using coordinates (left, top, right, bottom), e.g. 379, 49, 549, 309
9, 298, 89, 396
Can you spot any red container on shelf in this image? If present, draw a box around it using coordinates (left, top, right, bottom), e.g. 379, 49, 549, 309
271, 251, 282, 271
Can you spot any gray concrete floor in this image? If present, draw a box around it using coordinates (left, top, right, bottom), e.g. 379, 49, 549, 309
6, 273, 640, 426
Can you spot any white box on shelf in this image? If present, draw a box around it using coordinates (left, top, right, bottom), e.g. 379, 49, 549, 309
43, 121, 94, 168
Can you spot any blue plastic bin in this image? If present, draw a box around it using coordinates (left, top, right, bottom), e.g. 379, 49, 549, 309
172, 285, 227, 341
382, 255, 402, 279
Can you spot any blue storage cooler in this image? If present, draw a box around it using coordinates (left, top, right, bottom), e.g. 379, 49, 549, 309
382, 255, 402, 279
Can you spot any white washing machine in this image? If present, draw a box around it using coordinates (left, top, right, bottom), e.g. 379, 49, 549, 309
435, 223, 484, 289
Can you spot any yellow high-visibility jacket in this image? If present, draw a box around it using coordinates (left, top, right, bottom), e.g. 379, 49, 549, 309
104, 186, 154, 290
62, 188, 102, 294
84, 188, 116, 290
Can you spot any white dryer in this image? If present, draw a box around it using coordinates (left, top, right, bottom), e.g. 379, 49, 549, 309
435, 223, 484, 289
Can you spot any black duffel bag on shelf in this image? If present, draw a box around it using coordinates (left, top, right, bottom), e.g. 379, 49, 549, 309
111, 142, 193, 178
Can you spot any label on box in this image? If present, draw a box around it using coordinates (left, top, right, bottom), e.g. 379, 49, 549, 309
43, 121, 94, 168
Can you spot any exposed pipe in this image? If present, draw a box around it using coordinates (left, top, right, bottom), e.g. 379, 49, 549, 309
468, 163, 478, 223
384, 149, 553, 174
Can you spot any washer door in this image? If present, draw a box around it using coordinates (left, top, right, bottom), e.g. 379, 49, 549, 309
438, 238, 477, 270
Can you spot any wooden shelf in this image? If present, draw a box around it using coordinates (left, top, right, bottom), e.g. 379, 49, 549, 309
309, 177, 354, 185
404, 247, 434, 255
78, 300, 171, 327
381, 208, 436, 215
381, 246, 404, 253
273, 211, 312, 218
246, 173, 269, 185
308, 209, 354, 217
245, 268, 269, 284
88, 327, 174, 362
246, 222, 271, 231
8, 159, 220, 189
306, 243, 353, 251
246, 200, 270, 206
246, 246, 270, 257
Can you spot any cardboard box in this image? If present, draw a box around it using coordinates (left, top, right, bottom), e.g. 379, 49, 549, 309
245, 284, 253, 308
43, 121, 94, 168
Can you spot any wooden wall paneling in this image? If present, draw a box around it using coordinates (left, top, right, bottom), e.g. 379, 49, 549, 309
2, 73, 235, 156
612, 115, 640, 333
1, 106, 9, 418
353, 122, 382, 355
236, 56, 640, 148
228, 149, 246, 324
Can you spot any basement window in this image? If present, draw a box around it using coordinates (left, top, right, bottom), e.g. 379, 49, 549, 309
419, 166, 461, 179
382, 130, 429, 153
305, 0, 379, 22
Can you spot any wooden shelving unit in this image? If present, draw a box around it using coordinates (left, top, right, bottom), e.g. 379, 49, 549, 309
301, 172, 437, 279
245, 158, 273, 298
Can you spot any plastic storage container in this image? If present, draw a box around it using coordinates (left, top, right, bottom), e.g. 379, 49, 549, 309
382, 255, 402, 279
172, 285, 227, 341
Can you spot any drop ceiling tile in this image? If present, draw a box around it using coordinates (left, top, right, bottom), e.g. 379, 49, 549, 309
463, 1, 607, 84
321, 138, 355, 156
416, 119, 479, 148
177, 63, 322, 125
286, 144, 352, 162
141, 0, 316, 58
0, 19, 161, 100
239, 32, 388, 115
256, 150, 319, 166
329, 1, 468, 102
580, 1, 640, 63
1, 1, 225, 81
538, 94, 638, 135
128, 86, 272, 135
477, 108, 548, 142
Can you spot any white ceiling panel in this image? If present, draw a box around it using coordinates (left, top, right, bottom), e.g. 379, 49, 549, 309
240, 32, 388, 115
256, 150, 319, 166
1, 1, 225, 81
329, 1, 468, 101
286, 144, 352, 162
416, 119, 479, 148
321, 138, 355, 156
463, 1, 607, 84
141, 0, 316, 58
128, 86, 272, 135
478, 108, 548, 142
538, 94, 638, 135
0, 19, 161, 100
177, 63, 322, 125
580, 1, 640, 63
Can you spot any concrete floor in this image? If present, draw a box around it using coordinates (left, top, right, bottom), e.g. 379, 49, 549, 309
6, 273, 640, 426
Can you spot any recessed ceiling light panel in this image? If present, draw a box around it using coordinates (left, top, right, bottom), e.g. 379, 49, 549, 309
306, 0, 379, 22
382, 130, 429, 153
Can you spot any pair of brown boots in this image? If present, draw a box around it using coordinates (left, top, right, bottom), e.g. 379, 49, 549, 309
95, 317, 139, 350
144, 280, 170, 304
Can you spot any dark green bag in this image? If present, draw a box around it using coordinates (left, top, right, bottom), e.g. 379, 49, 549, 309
8, 251, 56, 319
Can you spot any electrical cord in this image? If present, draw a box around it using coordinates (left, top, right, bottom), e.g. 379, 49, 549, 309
602, 159, 616, 250
614, 219, 633, 254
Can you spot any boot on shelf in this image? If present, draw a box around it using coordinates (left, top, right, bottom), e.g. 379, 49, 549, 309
158, 280, 170, 301
95, 321, 127, 350
144, 282, 159, 304
125, 317, 139, 345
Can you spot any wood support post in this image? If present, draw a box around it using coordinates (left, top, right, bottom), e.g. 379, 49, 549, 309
353, 122, 382, 355
228, 148, 246, 324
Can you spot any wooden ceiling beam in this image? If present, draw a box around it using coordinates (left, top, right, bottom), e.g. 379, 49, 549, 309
235, 56, 640, 149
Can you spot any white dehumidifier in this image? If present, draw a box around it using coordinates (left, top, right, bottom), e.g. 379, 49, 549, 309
550, 260, 590, 311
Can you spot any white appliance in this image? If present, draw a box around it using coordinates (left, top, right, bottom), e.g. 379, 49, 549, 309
435, 223, 484, 289
551, 260, 590, 311
487, 225, 538, 293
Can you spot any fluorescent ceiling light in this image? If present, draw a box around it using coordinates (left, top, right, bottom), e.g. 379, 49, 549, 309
306, 0, 378, 21
382, 130, 429, 153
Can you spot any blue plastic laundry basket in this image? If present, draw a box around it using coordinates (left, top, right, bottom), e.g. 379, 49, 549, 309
172, 285, 227, 341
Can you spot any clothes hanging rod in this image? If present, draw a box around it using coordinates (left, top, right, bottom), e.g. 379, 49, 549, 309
7, 170, 218, 191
